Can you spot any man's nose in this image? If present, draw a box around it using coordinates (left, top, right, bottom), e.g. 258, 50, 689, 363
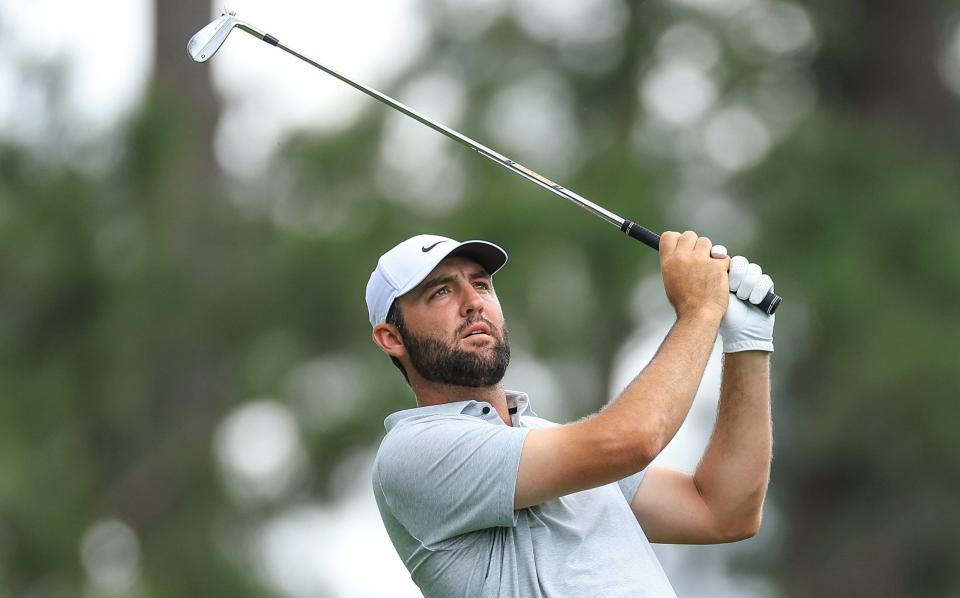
460, 285, 484, 317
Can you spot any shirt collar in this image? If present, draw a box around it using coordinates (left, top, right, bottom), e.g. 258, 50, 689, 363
384, 389, 537, 432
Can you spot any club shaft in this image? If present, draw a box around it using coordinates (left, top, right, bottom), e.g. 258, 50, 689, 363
272, 42, 626, 230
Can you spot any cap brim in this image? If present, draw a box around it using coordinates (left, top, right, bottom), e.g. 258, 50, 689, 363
446, 240, 508, 277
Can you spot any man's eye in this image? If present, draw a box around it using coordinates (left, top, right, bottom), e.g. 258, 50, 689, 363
432, 287, 449, 298
474, 281, 490, 291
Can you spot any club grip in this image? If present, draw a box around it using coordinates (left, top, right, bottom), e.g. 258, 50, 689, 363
621, 220, 661, 250
755, 290, 781, 314
620, 220, 782, 315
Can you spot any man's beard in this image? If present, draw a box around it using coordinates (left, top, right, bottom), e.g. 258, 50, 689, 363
401, 318, 511, 388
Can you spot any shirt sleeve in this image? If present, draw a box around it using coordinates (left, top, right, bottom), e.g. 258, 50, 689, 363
375, 415, 530, 548
617, 468, 647, 505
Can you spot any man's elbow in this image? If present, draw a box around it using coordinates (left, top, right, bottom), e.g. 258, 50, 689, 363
623, 421, 673, 468
588, 417, 664, 472
718, 512, 763, 543
619, 437, 667, 474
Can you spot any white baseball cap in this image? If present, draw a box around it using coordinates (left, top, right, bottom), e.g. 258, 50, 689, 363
365, 234, 508, 327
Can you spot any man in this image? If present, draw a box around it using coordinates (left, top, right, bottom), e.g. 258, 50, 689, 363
366, 231, 775, 597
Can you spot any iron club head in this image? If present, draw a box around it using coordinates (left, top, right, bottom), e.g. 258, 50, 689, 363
187, 14, 238, 62
188, 12, 270, 62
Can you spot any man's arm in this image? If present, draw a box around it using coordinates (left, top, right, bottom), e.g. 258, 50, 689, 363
630, 351, 772, 543
514, 231, 729, 509
514, 311, 721, 508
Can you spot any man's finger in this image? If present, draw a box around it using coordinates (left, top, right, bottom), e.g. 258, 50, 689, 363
659, 231, 681, 257
736, 263, 762, 300
728, 256, 749, 291
694, 236, 713, 254
676, 230, 698, 251
749, 274, 774, 305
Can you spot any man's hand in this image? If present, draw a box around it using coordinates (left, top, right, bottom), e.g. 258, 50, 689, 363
719, 256, 775, 353
660, 231, 730, 322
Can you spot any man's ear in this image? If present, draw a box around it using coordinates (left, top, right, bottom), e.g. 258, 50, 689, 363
372, 323, 405, 358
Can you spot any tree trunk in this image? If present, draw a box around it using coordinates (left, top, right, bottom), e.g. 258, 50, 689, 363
816, 0, 960, 147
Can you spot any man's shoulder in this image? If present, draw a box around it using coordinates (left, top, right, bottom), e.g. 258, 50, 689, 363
523, 414, 559, 427
383, 411, 481, 443
375, 412, 486, 469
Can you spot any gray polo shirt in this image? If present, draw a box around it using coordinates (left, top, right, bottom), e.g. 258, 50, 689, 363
372, 390, 676, 597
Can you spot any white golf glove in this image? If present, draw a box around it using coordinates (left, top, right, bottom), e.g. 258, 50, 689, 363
713, 249, 775, 353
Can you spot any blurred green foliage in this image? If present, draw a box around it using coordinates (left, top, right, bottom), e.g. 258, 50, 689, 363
1, 0, 959, 596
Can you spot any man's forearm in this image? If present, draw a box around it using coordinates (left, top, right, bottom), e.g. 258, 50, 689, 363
693, 351, 772, 537
599, 311, 721, 462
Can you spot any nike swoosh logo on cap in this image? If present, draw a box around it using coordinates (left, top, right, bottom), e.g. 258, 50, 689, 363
421, 241, 446, 252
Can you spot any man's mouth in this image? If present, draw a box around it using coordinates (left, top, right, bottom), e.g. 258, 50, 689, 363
461, 322, 493, 339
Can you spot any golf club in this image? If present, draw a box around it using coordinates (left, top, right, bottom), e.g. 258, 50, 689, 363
188, 12, 782, 314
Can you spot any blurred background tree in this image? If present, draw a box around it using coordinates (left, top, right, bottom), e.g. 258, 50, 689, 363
0, 0, 958, 596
